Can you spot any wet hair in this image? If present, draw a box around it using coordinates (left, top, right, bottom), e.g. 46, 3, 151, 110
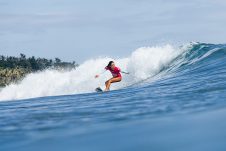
107, 61, 114, 67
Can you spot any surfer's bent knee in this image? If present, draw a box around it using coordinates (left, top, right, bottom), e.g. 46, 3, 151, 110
112, 77, 122, 82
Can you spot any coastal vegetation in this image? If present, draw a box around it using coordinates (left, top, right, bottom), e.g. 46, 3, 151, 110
0, 54, 78, 87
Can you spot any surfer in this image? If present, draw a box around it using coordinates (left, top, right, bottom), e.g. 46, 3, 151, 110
95, 61, 122, 91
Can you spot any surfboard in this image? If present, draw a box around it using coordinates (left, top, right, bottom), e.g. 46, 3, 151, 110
95, 87, 103, 92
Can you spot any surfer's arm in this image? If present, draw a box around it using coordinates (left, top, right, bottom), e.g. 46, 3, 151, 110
118, 68, 129, 74
121, 71, 129, 74
95, 69, 107, 78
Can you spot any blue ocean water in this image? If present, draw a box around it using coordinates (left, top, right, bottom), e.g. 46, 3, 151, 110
0, 43, 226, 151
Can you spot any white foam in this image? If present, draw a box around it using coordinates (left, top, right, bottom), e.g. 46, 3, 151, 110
0, 44, 184, 101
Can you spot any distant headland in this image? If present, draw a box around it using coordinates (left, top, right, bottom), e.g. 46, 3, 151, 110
0, 54, 78, 87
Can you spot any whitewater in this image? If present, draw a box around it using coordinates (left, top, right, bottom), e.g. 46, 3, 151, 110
1, 42, 226, 151
0, 44, 185, 101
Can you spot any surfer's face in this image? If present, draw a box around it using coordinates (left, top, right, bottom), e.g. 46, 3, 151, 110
111, 62, 115, 69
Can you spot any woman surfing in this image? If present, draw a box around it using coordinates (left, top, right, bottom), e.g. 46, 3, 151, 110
95, 61, 122, 91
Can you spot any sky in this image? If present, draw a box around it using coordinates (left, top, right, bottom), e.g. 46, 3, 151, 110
0, 0, 226, 63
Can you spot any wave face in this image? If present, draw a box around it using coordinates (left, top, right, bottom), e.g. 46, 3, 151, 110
1, 43, 226, 151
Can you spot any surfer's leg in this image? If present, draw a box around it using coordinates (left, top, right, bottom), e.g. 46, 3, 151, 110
105, 77, 122, 91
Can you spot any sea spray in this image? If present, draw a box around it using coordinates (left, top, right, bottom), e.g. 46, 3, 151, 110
0, 44, 184, 101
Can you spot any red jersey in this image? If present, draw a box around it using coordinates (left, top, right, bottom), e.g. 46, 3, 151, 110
105, 66, 122, 78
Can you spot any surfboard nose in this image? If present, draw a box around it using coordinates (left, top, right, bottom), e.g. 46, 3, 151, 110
95, 87, 103, 92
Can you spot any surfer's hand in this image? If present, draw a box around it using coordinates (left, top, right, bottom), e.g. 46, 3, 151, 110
95, 75, 99, 78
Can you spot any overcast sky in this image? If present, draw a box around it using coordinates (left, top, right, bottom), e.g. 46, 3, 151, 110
0, 0, 226, 62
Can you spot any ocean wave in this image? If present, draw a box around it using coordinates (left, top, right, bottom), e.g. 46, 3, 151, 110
0, 43, 225, 101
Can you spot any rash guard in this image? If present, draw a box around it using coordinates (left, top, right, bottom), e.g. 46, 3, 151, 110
105, 66, 122, 78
